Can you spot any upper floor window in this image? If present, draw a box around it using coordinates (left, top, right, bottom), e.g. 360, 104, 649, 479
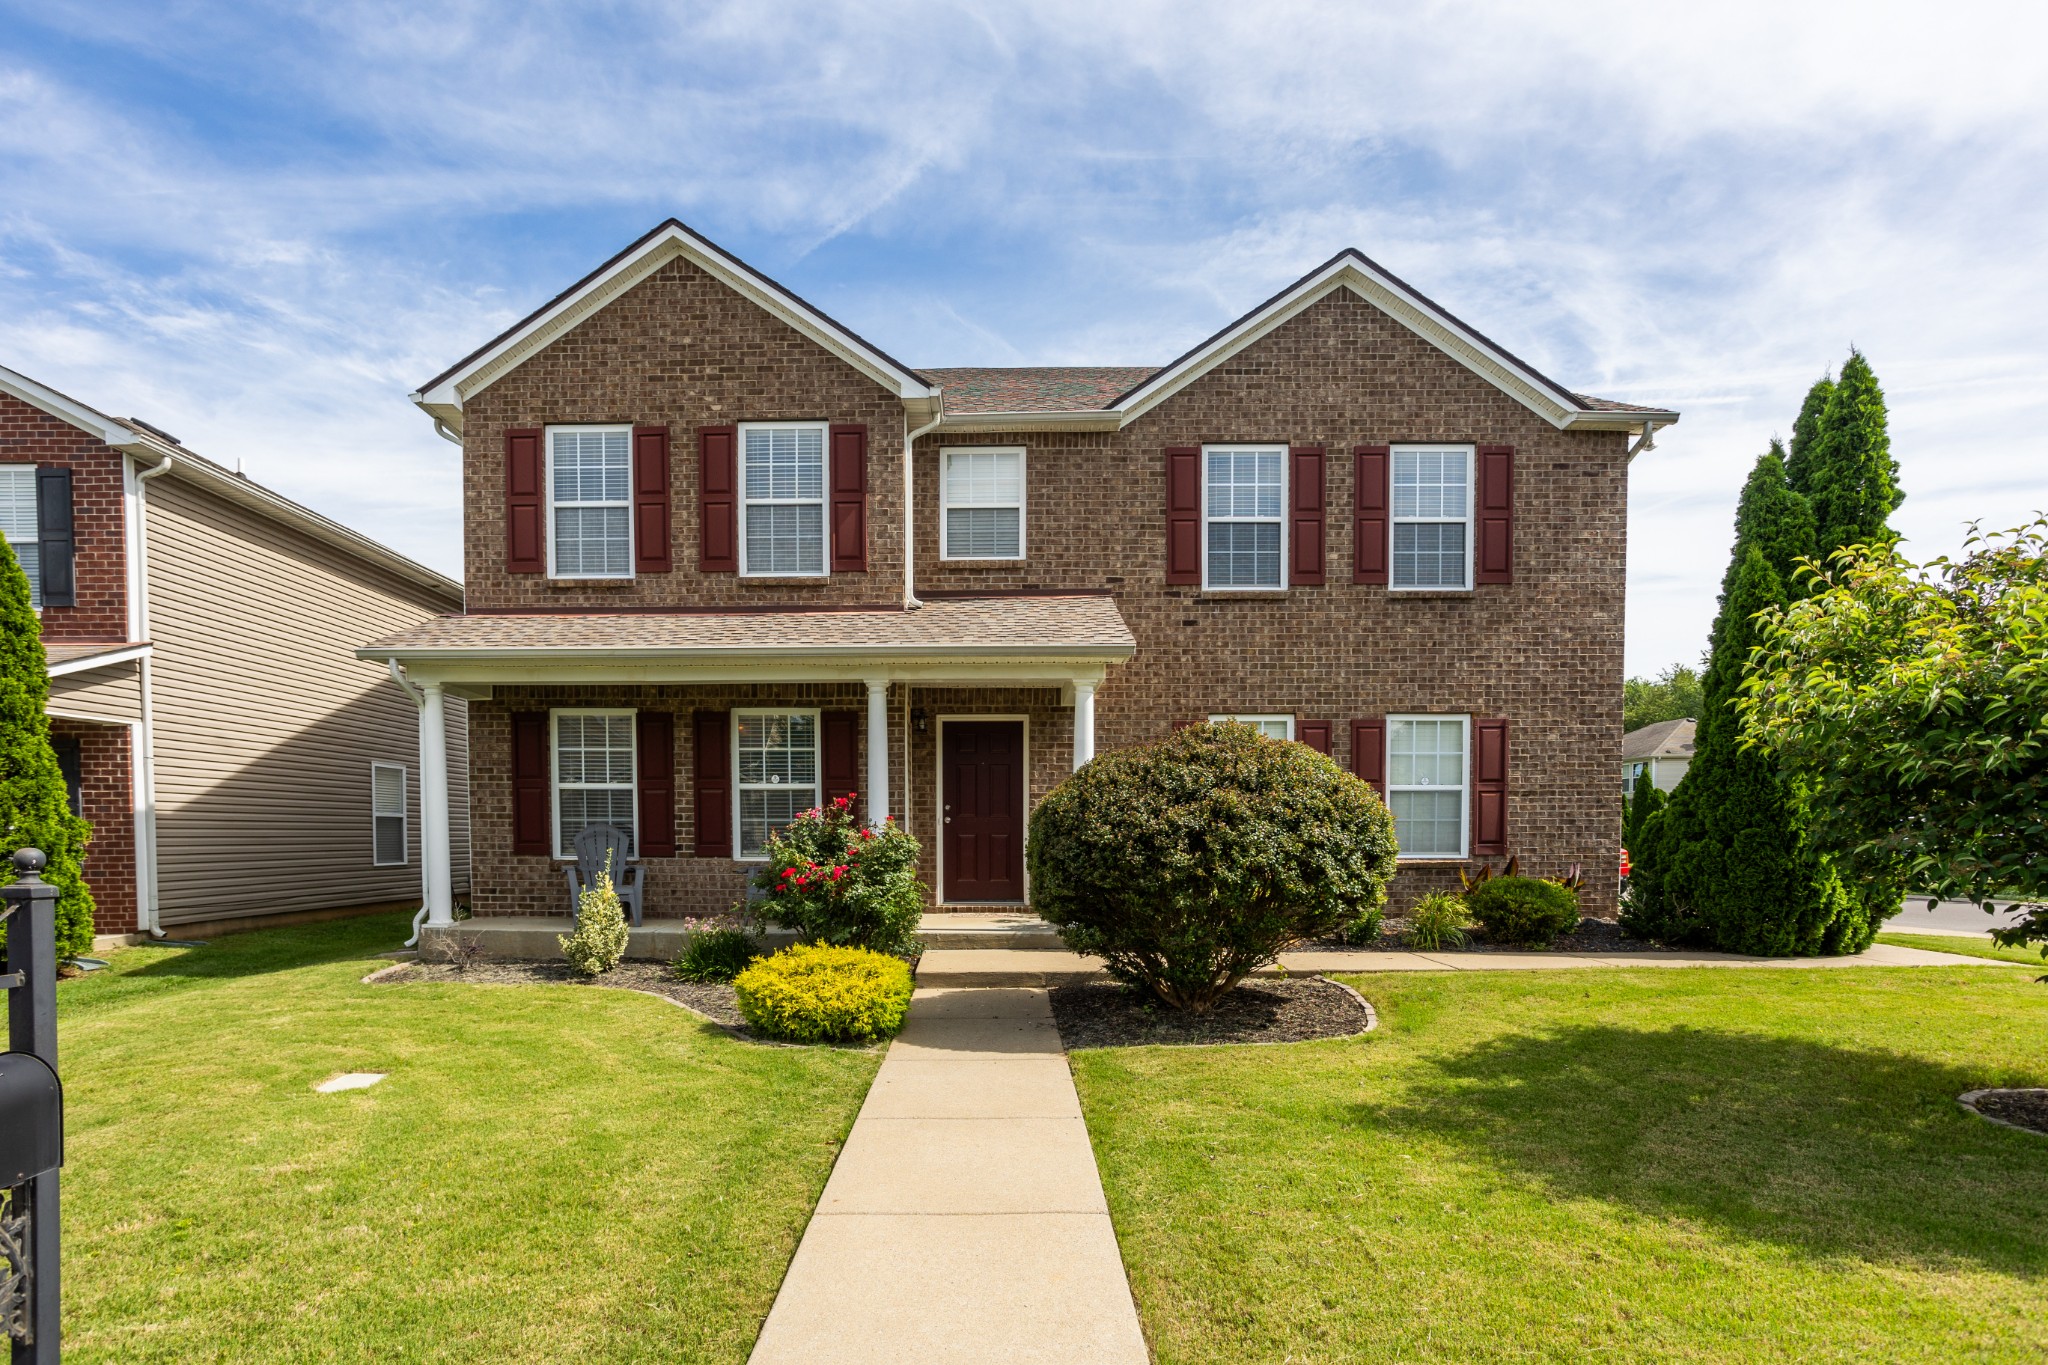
372, 762, 408, 867
941, 448, 1025, 560
741, 423, 827, 577
734, 710, 820, 858
1387, 714, 1468, 858
0, 466, 41, 608
548, 427, 632, 578
1209, 714, 1294, 740
1204, 445, 1286, 590
1392, 445, 1473, 590
553, 710, 637, 859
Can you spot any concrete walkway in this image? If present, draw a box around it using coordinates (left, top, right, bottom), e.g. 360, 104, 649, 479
749, 985, 1148, 1365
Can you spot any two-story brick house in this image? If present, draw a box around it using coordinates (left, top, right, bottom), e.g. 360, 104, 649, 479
362, 220, 1675, 943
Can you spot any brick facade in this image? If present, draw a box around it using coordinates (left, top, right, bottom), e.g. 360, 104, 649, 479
49, 719, 137, 932
0, 392, 128, 641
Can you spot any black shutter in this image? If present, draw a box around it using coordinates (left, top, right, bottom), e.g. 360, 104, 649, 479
35, 467, 75, 607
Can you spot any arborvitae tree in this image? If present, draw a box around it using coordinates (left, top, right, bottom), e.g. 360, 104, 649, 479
1622, 776, 1665, 854
1728, 441, 1817, 588
1802, 349, 1903, 559
1783, 373, 1834, 495
0, 534, 95, 960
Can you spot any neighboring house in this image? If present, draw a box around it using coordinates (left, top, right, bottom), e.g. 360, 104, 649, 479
360, 219, 1676, 937
0, 366, 470, 938
1623, 717, 1695, 795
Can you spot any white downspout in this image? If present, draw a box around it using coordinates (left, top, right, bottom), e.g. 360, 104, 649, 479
903, 393, 944, 610
132, 456, 175, 936
388, 659, 434, 948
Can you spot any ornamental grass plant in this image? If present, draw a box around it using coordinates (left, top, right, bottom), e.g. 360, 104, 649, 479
733, 943, 914, 1043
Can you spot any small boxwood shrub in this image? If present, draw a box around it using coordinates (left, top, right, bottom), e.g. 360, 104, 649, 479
733, 944, 914, 1042
1404, 892, 1470, 950
671, 927, 761, 983
1466, 875, 1580, 948
1028, 721, 1397, 1012
751, 797, 925, 957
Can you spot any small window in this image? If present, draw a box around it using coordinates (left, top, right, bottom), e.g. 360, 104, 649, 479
734, 710, 820, 859
1203, 445, 1286, 589
1208, 714, 1294, 741
741, 423, 828, 576
1387, 715, 1469, 858
0, 467, 40, 608
548, 427, 633, 578
371, 762, 408, 867
1625, 760, 1647, 794
941, 448, 1025, 559
554, 711, 637, 859
1391, 445, 1473, 590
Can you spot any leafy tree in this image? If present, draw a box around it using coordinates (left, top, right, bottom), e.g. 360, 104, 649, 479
1783, 372, 1834, 495
1622, 663, 1704, 734
1799, 350, 1903, 559
0, 534, 95, 960
1741, 520, 2048, 955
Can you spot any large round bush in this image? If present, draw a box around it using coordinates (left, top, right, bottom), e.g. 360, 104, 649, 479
733, 944, 914, 1042
1027, 721, 1397, 1011
750, 796, 925, 956
1465, 875, 1580, 947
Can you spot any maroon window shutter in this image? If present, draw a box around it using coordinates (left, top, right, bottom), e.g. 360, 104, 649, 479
1300, 719, 1333, 755
1164, 446, 1201, 584
692, 710, 732, 857
506, 429, 545, 574
822, 710, 860, 812
632, 425, 672, 574
1349, 718, 1386, 796
1353, 445, 1390, 584
1290, 446, 1326, 585
636, 711, 676, 857
1475, 444, 1515, 585
829, 424, 869, 573
697, 425, 738, 573
1472, 718, 1510, 854
511, 711, 550, 855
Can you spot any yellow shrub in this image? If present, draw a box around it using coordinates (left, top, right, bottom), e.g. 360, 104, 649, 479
733, 944, 914, 1043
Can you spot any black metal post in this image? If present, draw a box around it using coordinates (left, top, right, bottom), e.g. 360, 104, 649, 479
4, 848, 59, 1365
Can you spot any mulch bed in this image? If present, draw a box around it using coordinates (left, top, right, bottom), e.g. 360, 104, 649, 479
1961, 1088, 2048, 1136
1048, 975, 1374, 1050
380, 959, 746, 1029
1337, 916, 1677, 954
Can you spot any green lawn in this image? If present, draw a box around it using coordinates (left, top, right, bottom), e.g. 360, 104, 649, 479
1878, 931, 2048, 967
57, 915, 880, 1363
1073, 967, 2048, 1363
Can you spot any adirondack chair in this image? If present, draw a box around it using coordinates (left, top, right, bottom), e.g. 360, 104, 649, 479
564, 823, 644, 927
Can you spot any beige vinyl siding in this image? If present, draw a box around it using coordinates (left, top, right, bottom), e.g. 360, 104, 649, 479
145, 474, 468, 924
47, 662, 143, 725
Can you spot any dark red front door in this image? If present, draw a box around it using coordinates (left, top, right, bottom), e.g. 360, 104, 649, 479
942, 720, 1025, 903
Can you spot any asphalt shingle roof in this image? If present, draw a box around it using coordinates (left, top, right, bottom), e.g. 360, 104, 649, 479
918, 367, 1161, 414
1622, 717, 1696, 761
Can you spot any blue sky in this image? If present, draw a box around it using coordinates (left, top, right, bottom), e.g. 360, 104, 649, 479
3, 0, 2045, 674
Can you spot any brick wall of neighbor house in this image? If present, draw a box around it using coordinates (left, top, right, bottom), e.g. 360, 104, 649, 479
49, 720, 137, 933
0, 393, 128, 641
915, 290, 1628, 914
460, 254, 906, 612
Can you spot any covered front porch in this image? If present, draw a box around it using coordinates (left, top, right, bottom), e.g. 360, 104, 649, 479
357, 596, 1134, 937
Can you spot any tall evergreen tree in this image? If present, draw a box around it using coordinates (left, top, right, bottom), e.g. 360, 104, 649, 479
0, 533, 95, 960
1802, 349, 1903, 559
1783, 372, 1833, 495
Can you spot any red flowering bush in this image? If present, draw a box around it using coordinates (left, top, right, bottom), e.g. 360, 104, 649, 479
749, 795, 925, 956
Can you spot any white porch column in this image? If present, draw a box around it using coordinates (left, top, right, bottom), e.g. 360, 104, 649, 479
420, 680, 455, 927
1072, 680, 1096, 771
865, 678, 890, 827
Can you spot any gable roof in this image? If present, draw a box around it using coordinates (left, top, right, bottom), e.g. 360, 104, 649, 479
413, 219, 936, 433
1622, 717, 1696, 762
919, 367, 1159, 414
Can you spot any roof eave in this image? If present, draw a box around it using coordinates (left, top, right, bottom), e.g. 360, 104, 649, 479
931, 409, 1124, 433
357, 640, 1137, 666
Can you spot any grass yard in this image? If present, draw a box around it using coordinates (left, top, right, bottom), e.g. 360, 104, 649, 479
1878, 931, 2048, 967
56, 914, 880, 1363
1073, 966, 2048, 1363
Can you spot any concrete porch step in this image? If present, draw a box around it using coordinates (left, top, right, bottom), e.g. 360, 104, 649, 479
917, 913, 1063, 951
420, 917, 797, 962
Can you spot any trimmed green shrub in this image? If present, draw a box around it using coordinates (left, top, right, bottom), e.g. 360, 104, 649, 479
1028, 721, 1397, 1012
733, 944, 913, 1042
1466, 875, 1580, 948
559, 869, 628, 977
0, 532, 94, 961
752, 796, 924, 957
671, 927, 761, 983
1404, 892, 1470, 951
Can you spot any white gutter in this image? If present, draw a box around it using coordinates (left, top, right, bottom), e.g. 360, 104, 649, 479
903, 393, 945, 609
132, 455, 175, 936
1625, 419, 1673, 461
387, 660, 433, 949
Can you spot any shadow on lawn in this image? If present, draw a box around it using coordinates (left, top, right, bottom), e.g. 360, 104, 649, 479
76, 913, 410, 985
1357, 1024, 2048, 1277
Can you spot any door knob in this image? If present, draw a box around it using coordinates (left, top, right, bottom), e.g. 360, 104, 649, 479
944, 817, 952, 824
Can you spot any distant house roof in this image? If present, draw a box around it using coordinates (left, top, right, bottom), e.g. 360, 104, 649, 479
1623, 717, 1696, 762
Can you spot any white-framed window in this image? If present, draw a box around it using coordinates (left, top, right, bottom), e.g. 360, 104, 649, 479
0, 467, 40, 609
1391, 444, 1473, 590
941, 447, 1025, 560
547, 426, 633, 579
371, 762, 408, 867
734, 710, 821, 859
1203, 444, 1286, 590
740, 422, 828, 577
1209, 714, 1294, 740
1387, 714, 1469, 859
553, 710, 637, 860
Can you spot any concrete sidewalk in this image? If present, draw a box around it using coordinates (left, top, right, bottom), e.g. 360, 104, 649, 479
748, 986, 1148, 1365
